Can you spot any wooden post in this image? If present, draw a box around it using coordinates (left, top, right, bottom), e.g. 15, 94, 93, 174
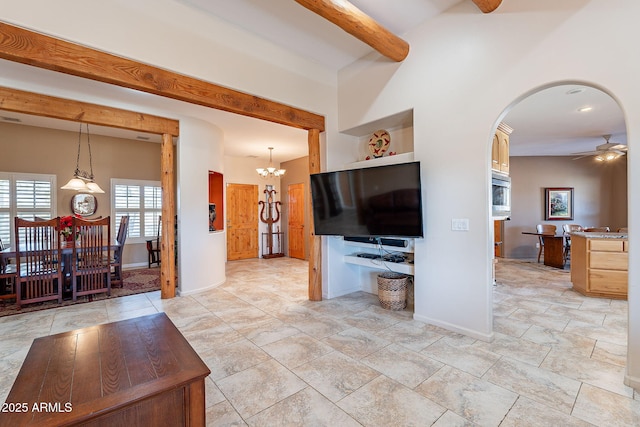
307, 129, 322, 301
160, 133, 176, 298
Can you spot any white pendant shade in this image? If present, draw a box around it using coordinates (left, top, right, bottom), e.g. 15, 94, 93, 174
61, 123, 104, 193
61, 178, 90, 191
86, 182, 105, 194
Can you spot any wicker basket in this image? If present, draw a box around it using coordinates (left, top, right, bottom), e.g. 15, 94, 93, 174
377, 272, 408, 310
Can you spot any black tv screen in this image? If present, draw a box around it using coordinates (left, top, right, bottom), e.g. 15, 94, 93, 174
310, 161, 423, 238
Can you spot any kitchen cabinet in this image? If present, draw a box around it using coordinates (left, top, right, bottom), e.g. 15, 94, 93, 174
491, 122, 513, 174
570, 232, 628, 299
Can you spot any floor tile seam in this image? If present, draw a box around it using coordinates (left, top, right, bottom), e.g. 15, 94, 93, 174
487, 355, 583, 397
244, 385, 361, 426
408, 368, 472, 422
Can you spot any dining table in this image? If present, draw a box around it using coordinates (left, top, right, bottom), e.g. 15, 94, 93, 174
521, 231, 565, 269
1, 240, 122, 299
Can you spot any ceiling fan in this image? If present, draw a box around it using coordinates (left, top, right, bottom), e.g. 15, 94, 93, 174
572, 135, 628, 161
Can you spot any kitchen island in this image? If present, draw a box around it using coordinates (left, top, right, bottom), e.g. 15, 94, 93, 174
570, 231, 628, 299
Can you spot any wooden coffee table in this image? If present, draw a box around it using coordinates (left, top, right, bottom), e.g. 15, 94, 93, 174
3, 313, 210, 426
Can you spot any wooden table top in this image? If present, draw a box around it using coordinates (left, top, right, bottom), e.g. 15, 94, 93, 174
2, 313, 210, 426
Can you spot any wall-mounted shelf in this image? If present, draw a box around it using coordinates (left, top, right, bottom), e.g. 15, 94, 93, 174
345, 152, 414, 170
344, 254, 414, 275
343, 239, 414, 254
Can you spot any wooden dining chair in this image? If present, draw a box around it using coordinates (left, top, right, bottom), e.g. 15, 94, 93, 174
14, 217, 63, 307
562, 224, 582, 265
71, 217, 111, 301
583, 226, 610, 232
111, 215, 129, 288
146, 216, 161, 268
535, 224, 556, 263
0, 238, 17, 302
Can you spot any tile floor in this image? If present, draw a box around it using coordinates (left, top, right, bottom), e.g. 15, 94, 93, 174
1, 257, 639, 426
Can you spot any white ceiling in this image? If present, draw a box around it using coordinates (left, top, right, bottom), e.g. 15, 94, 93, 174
0, 0, 628, 161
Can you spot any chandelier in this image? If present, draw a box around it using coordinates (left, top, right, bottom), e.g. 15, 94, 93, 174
256, 147, 286, 178
60, 123, 105, 193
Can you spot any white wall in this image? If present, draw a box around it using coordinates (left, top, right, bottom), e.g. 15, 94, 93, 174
337, 0, 640, 387
175, 117, 226, 295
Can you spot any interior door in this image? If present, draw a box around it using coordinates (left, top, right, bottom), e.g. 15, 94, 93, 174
288, 183, 306, 259
226, 184, 259, 260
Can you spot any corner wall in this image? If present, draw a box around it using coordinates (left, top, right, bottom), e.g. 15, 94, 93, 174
176, 117, 226, 295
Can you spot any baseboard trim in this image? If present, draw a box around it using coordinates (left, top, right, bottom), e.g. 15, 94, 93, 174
413, 313, 494, 342
177, 278, 225, 296
123, 262, 149, 270
624, 370, 640, 391
323, 286, 361, 300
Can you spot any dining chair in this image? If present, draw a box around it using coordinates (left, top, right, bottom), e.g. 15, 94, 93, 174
111, 215, 129, 288
14, 217, 63, 307
583, 226, 610, 232
0, 238, 17, 302
71, 217, 111, 301
535, 224, 556, 263
562, 224, 583, 265
146, 216, 161, 268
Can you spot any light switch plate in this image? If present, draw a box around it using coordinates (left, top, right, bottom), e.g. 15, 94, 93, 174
452, 218, 470, 231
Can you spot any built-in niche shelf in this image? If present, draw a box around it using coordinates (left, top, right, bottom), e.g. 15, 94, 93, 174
343, 239, 415, 275
346, 152, 414, 170
341, 109, 414, 164
343, 254, 414, 275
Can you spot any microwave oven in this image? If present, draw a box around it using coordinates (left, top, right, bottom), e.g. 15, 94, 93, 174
492, 172, 511, 218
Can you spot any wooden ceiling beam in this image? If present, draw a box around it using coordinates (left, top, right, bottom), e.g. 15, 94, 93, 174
0, 22, 325, 132
0, 86, 180, 136
294, 0, 409, 62
472, 0, 503, 13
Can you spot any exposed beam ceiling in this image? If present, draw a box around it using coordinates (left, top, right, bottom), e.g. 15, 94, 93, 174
471, 0, 503, 13
293, 0, 409, 62
0, 22, 324, 132
0, 86, 179, 136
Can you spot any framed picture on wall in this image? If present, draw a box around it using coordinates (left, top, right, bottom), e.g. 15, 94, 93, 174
545, 187, 574, 220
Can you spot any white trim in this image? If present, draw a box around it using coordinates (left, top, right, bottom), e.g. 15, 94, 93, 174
413, 313, 495, 343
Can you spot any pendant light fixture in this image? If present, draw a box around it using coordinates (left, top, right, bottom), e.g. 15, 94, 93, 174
256, 147, 286, 178
61, 123, 105, 193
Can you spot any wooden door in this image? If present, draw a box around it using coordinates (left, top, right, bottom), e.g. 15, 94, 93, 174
226, 184, 259, 260
288, 183, 306, 259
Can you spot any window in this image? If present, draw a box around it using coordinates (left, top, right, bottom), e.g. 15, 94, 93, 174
0, 172, 57, 247
112, 179, 161, 243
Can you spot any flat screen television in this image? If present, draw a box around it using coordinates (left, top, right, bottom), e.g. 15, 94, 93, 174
310, 161, 423, 238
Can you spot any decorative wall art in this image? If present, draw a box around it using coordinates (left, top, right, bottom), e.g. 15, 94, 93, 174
545, 187, 574, 220
367, 129, 391, 158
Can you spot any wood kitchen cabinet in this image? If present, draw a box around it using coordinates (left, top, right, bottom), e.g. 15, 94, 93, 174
491, 122, 513, 174
570, 233, 628, 299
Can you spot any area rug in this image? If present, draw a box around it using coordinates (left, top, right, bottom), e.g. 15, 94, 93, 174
0, 268, 160, 317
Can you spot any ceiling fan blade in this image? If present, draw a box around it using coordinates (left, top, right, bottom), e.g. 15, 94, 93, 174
571, 150, 599, 156
572, 154, 594, 160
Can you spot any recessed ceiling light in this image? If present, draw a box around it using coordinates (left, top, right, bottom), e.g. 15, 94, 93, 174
136, 136, 151, 140
577, 106, 593, 112
566, 88, 585, 95
1, 116, 21, 122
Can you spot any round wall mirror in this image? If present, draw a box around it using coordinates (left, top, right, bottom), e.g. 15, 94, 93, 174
71, 193, 98, 217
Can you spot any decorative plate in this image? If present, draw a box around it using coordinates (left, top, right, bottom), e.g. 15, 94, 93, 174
368, 129, 391, 158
